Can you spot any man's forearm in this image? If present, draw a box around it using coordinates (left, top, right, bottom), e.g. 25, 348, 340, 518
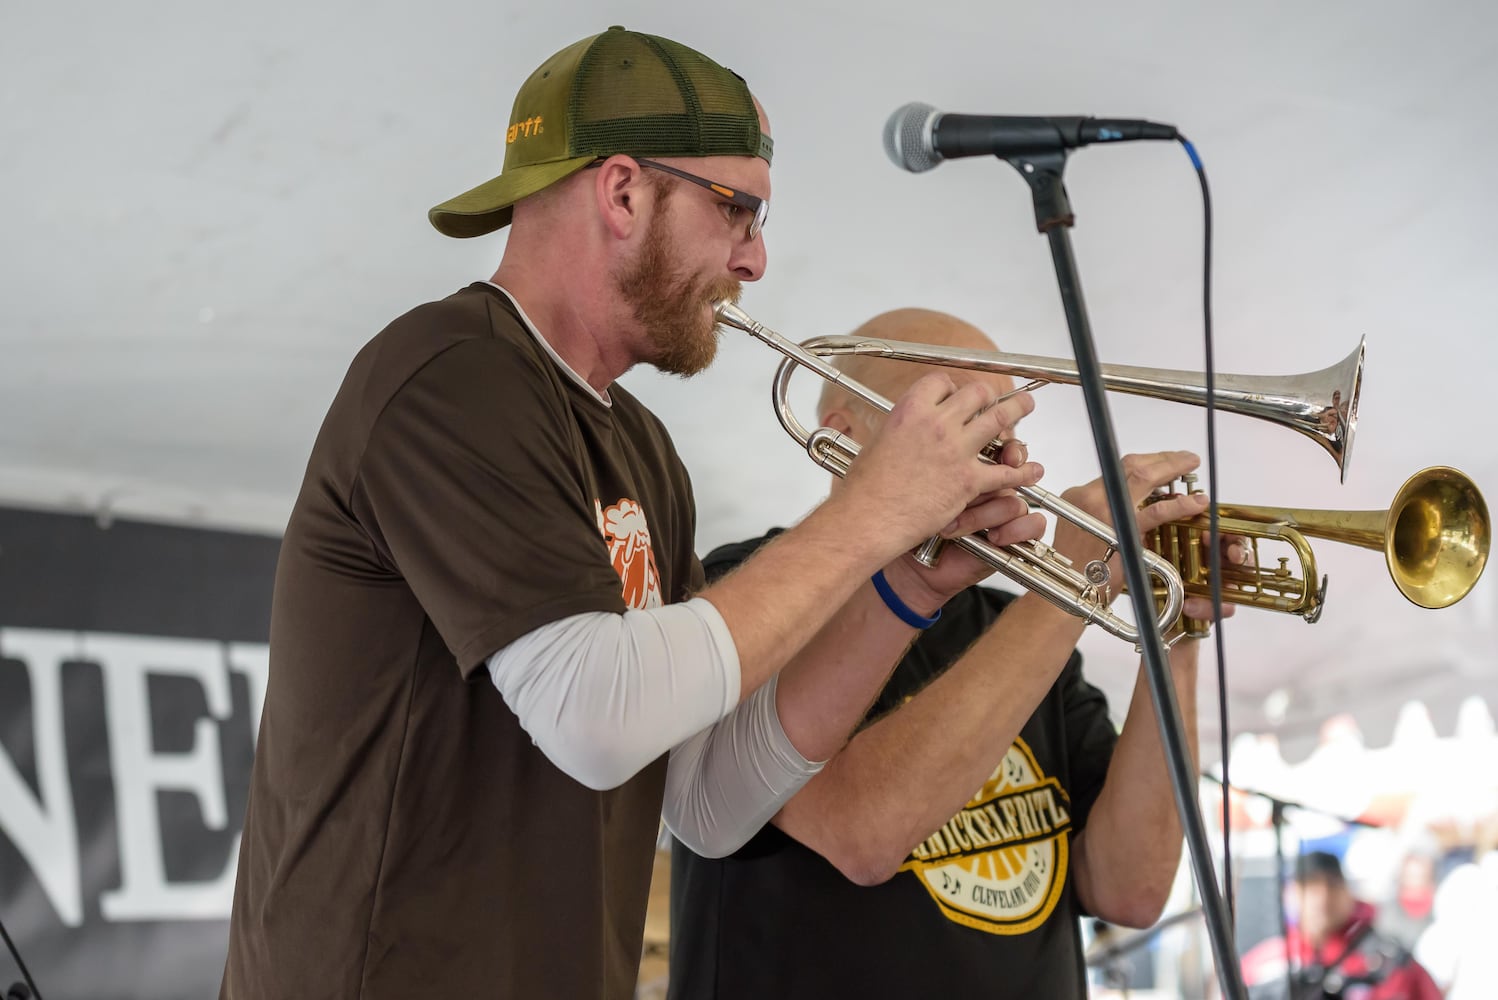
1072, 640, 1199, 927
661, 566, 963, 857
699, 497, 908, 707
769, 579, 928, 762
773, 593, 1087, 885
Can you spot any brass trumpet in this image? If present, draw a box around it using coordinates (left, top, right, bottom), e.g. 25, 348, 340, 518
1144, 467, 1490, 636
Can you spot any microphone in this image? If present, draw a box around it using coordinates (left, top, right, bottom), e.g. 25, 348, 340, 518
884, 101, 1179, 172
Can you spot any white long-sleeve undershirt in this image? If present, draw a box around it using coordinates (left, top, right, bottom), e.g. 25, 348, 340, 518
486, 597, 824, 856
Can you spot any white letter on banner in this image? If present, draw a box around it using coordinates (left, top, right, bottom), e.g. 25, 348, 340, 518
0, 628, 83, 927
227, 642, 269, 748
88, 632, 237, 921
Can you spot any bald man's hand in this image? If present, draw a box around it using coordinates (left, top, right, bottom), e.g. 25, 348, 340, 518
874, 489, 1049, 614
1053, 451, 1248, 617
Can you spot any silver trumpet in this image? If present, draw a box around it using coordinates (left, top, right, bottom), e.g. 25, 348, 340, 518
715, 301, 1187, 645
799, 331, 1364, 484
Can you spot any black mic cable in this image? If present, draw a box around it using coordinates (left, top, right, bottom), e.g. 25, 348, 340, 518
1178, 134, 1235, 923
0, 912, 42, 1000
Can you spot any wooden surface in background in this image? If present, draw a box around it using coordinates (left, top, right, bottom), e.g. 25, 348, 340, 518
637, 847, 672, 999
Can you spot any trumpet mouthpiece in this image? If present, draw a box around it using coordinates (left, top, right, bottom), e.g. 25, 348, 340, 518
713, 301, 754, 332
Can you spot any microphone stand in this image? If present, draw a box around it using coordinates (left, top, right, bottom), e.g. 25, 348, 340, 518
1000, 148, 1247, 1000
1274, 800, 1295, 1000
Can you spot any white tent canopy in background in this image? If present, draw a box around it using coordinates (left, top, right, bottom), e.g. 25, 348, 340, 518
3, 0, 1495, 752
1220, 697, 1498, 838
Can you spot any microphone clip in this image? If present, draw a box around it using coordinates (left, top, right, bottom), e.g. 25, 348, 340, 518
1002, 150, 1075, 233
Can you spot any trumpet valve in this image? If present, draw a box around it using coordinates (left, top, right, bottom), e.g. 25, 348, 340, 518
1027, 540, 1068, 566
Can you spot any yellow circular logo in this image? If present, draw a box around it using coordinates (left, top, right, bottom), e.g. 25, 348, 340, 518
898, 738, 1073, 935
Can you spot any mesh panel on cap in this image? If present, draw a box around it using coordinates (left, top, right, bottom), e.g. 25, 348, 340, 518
675, 43, 765, 150
574, 34, 688, 120
674, 49, 751, 115
568, 31, 761, 158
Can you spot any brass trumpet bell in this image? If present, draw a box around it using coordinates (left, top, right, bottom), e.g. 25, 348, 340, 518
1149, 467, 1489, 632
1316, 466, 1487, 609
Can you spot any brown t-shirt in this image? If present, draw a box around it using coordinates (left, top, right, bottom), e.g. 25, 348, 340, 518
221, 282, 704, 999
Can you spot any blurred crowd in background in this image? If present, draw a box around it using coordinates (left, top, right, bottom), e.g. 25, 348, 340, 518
1084, 700, 1498, 998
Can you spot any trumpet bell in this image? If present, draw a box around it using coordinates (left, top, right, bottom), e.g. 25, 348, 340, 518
1387, 466, 1490, 609
1194, 466, 1491, 620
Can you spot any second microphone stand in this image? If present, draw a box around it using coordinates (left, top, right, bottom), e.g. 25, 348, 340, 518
1001, 148, 1246, 1000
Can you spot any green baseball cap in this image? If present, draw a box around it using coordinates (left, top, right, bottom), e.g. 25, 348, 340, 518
429, 26, 773, 239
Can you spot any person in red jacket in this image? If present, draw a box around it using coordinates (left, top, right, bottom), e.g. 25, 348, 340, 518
1241, 851, 1442, 1000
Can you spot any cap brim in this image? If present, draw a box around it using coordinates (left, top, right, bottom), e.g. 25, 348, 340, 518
428, 155, 596, 238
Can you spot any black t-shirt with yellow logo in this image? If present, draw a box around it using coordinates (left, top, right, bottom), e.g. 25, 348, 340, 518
668, 531, 1117, 999
223, 283, 703, 1000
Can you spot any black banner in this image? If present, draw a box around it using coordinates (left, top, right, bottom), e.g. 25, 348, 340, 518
0, 506, 280, 1000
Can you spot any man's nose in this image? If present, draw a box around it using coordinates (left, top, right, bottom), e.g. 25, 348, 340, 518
729, 231, 767, 281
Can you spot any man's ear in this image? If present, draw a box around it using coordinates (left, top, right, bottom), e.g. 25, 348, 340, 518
593, 155, 647, 240
819, 405, 857, 437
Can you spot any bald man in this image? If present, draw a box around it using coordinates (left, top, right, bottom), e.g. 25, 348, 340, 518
668, 308, 1234, 1000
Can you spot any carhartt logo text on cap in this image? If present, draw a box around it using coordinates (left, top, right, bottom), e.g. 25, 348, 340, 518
507, 116, 544, 143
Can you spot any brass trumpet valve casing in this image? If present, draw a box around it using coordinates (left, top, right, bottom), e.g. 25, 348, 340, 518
1141, 474, 1330, 630
1143, 477, 1213, 639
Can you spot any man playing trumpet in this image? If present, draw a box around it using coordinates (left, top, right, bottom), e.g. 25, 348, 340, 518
220, 28, 1050, 999
669, 307, 1245, 999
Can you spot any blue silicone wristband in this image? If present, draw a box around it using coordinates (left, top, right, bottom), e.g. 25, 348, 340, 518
871, 570, 942, 630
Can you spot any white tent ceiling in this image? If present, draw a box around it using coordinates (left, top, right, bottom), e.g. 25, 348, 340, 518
4, 0, 1495, 760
